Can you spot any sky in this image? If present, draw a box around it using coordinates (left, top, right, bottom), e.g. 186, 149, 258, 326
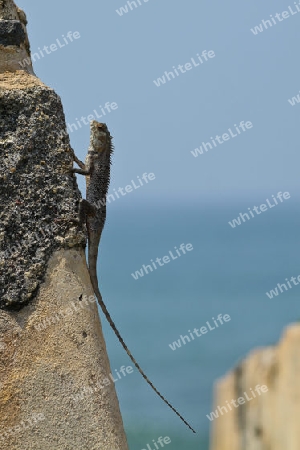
17, 0, 300, 205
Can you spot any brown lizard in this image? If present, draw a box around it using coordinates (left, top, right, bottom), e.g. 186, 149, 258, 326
71, 121, 195, 433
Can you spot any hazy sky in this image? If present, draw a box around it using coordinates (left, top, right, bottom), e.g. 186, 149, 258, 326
18, 0, 300, 203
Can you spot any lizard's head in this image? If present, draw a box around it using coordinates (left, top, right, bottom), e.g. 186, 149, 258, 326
90, 121, 112, 156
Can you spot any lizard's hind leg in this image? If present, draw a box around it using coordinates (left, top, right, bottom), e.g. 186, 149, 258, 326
79, 199, 97, 224
53, 199, 95, 227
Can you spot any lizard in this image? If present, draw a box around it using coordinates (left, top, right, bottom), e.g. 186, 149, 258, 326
71, 120, 196, 433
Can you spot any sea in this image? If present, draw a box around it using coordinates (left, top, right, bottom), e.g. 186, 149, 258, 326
96, 198, 300, 450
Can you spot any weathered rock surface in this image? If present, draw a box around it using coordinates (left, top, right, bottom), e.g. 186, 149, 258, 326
0, 1, 129, 448
0, 71, 85, 309
0, 0, 33, 74
0, 0, 84, 309
210, 324, 300, 450
0, 249, 129, 449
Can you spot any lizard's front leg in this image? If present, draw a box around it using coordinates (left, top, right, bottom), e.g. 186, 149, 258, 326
70, 156, 90, 176
72, 168, 90, 176
69, 147, 86, 170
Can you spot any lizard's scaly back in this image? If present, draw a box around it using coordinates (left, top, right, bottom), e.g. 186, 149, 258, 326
86, 121, 113, 233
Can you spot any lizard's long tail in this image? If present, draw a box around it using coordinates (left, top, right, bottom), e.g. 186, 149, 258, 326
89, 264, 196, 433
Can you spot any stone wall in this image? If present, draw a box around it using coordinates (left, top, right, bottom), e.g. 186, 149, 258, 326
210, 324, 300, 450
0, 1, 129, 448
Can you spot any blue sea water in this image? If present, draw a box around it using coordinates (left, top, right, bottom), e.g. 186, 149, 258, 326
97, 197, 300, 450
